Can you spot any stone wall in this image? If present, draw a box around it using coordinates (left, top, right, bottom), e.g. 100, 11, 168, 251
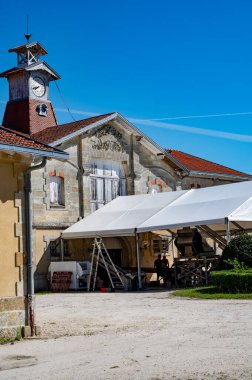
0, 297, 26, 339
182, 175, 235, 189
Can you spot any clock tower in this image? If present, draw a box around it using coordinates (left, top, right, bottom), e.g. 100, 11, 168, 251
0, 40, 60, 135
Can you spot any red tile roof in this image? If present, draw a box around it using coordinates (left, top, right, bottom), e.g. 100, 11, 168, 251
32, 113, 115, 144
166, 149, 251, 178
0, 126, 67, 157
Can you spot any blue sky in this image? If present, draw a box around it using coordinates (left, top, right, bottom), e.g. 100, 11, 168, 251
0, 0, 252, 173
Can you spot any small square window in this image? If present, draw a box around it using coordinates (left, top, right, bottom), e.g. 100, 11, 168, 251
49, 239, 60, 258
48, 239, 69, 258
49, 240, 58, 257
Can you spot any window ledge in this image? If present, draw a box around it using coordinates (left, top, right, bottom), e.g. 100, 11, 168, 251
50, 205, 66, 210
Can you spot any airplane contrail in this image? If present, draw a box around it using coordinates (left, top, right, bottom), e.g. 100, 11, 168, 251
145, 111, 252, 121
54, 107, 252, 143
130, 118, 252, 143
1, 101, 252, 143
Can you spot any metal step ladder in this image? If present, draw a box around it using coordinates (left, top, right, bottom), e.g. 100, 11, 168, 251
87, 237, 128, 292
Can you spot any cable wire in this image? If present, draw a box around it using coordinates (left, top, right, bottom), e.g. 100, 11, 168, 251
54, 82, 76, 122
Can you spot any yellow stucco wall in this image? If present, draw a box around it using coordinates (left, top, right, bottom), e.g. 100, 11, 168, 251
0, 162, 18, 296
0, 154, 29, 297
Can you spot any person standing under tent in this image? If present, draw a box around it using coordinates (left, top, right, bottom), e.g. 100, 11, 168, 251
154, 254, 163, 282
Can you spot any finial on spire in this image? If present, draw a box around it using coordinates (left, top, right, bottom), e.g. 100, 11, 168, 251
24, 15, 31, 43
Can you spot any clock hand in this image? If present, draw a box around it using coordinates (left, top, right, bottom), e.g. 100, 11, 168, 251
33, 86, 40, 90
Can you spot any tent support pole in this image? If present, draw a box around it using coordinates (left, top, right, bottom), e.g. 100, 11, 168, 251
135, 231, 142, 290
214, 241, 217, 255
225, 218, 231, 244
60, 236, 64, 261
171, 236, 175, 261
171, 237, 177, 287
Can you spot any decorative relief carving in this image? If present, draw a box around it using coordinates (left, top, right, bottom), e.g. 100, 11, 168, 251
89, 125, 126, 152
90, 125, 122, 139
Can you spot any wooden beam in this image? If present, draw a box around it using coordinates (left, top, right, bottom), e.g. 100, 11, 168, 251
197, 225, 227, 249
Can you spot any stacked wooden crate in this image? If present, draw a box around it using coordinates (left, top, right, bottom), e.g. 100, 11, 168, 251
51, 271, 72, 291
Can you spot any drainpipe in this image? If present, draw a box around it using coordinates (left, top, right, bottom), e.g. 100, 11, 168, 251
24, 157, 47, 336
135, 230, 142, 289
77, 137, 84, 219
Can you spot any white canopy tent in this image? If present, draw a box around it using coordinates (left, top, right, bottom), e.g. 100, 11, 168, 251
62, 190, 188, 238
62, 181, 252, 239
62, 181, 252, 289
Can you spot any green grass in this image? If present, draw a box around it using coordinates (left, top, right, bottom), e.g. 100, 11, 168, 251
35, 291, 50, 295
0, 337, 16, 344
172, 286, 252, 299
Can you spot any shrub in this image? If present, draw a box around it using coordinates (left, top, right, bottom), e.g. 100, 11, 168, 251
221, 233, 252, 268
224, 258, 249, 272
211, 270, 252, 293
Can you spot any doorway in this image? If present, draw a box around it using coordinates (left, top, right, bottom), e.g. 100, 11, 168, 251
107, 249, 122, 267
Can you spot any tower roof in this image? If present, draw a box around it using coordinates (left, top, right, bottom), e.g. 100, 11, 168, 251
0, 61, 60, 80
9, 41, 47, 56
8, 41, 48, 67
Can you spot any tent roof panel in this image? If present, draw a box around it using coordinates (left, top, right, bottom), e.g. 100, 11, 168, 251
229, 196, 252, 221
137, 181, 252, 233
62, 190, 188, 238
62, 181, 252, 239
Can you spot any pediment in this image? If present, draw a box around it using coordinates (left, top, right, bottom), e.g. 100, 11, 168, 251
51, 112, 168, 158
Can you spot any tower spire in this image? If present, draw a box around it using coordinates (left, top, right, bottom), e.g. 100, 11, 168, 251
24, 15, 31, 42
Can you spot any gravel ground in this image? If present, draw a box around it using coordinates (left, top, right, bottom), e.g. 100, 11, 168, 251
0, 291, 252, 380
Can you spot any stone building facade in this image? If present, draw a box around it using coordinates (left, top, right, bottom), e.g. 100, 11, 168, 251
31, 113, 252, 290
1, 38, 251, 291
31, 114, 175, 289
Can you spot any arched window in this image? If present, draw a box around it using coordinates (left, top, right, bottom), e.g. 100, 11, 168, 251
90, 161, 126, 212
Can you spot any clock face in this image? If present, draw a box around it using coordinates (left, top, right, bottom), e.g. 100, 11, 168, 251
31, 76, 46, 97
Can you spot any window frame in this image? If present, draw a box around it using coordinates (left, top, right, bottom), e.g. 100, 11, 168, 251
89, 161, 126, 212
49, 173, 65, 208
